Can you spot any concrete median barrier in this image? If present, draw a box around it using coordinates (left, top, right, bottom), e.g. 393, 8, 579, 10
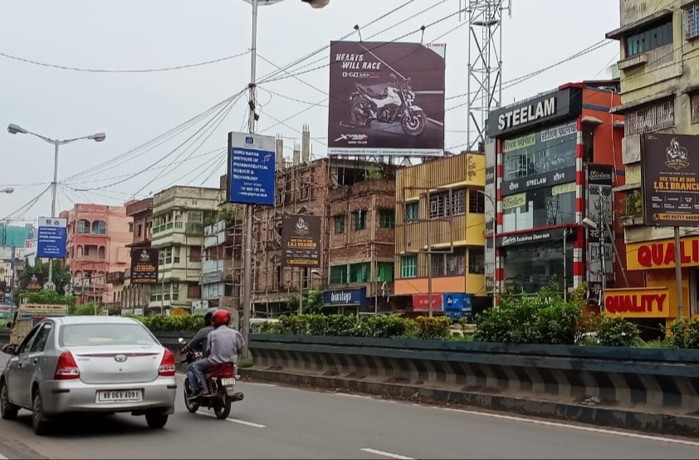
155, 332, 699, 436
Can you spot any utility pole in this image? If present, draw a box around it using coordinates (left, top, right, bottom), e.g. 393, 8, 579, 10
241, 0, 259, 360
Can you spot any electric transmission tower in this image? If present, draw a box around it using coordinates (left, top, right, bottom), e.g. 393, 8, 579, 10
463, 0, 510, 152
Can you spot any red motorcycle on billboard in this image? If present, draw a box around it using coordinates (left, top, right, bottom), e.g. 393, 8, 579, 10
345, 74, 427, 137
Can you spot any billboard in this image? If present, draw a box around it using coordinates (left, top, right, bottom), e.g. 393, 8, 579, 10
36, 217, 67, 259
227, 132, 276, 206
281, 215, 321, 267
642, 133, 699, 226
130, 248, 159, 284
327, 41, 445, 157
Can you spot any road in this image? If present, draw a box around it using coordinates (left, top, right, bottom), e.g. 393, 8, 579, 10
0, 360, 696, 458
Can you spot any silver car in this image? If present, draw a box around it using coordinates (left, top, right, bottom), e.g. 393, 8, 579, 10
0, 316, 177, 435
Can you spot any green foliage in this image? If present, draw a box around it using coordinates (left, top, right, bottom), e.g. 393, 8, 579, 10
129, 314, 205, 332
69, 302, 99, 316
287, 289, 324, 315
596, 315, 641, 347
16, 259, 71, 300
259, 314, 452, 340
668, 318, 699, 349
21, 289, 75, 307
474, 283, 584, 344
642, 340, 676, 349
624, 190, 643, 217
365, 163, 383, 180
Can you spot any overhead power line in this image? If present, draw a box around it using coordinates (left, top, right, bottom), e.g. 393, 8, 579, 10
0, 50, 249, 73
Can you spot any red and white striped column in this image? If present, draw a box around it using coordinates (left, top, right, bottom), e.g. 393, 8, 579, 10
573, 119, 585, 289
495, 139, 504, 299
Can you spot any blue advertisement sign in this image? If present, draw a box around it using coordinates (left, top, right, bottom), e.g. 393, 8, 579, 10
36, 217, 67, 259
323, 288, 367, 307
228, 132, 276, 206
442, 293, 472, 319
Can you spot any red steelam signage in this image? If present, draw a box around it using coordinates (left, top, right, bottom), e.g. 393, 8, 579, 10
412, 294, 443, 312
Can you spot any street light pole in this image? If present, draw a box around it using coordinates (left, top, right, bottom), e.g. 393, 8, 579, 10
239, 0, 329, 359
6, 124, 105, 290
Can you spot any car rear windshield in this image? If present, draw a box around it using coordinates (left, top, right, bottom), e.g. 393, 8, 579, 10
59, 323, 157, 347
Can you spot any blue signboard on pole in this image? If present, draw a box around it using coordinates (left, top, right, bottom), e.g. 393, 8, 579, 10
36, 217, 67, 259
227, 132, 276, 206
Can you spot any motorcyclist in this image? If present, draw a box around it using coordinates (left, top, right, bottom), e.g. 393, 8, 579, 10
182, 308, 218, 355
188, 309, 245, 399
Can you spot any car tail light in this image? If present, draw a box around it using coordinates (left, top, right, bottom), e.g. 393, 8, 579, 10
54, 351, 80, 380
158, 349, 176, 377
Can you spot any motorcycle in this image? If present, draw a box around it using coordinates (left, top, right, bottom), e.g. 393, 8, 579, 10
178, 338, 244, 420
345, 74, 427, 137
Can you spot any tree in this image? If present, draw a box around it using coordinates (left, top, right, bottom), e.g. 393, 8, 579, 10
287, 289, 324, 315
17, 259, 71, 297
18, 289, 75, 307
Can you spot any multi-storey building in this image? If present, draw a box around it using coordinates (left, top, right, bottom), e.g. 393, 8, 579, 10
485, 82, 630, 304
202, 217, 241, 311
326, 169, 397, 314
249, 128, 393, 317
606, 0, 699, 328
119, 198, 154, 313
149, 186, 221, 315
60, 203, 132, 305
394, 152, 487, 318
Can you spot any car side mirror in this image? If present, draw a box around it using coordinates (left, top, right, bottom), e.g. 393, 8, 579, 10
2, 344, 17, 355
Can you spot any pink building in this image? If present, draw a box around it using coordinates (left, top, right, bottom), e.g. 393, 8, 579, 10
60, 203, 133, 305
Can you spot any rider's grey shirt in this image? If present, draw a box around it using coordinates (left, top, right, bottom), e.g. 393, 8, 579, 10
205, 326, 245, 364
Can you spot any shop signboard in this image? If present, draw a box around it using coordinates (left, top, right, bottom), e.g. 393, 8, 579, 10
412, 294, 443, 312
36, 217, 67, 259
327, 41, 446, 157
501, 166, 576, 197
486, 88, 582, 137
496, 226, 574, 248
442, 293, 472, 319
604, 287, 671, 318
641, 133, 699, 226
323, 288, 367, 307
626, 236, 699, 270
227, 132, 276, 206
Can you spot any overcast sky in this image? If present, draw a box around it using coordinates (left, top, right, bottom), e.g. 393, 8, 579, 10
0, 0, 620, 225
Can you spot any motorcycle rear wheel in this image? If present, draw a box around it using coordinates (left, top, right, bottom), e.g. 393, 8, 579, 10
183, 377, 200, 413
213, 394, 232, 420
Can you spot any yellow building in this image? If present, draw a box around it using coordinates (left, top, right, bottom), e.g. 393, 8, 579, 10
394, 152, 487, 318
606, 0, 699, 324
149, 186, 223, 315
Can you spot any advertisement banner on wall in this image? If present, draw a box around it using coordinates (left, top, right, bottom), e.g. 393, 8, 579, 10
281, 215, 321, 267
130, 248, 159, 284
327, 41, 445, 157
642, 133, 699, 226
586, 164, 614, 297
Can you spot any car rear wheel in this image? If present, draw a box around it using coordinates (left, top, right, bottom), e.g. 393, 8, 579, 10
0, 381, 18, 420
32, 392, 51, 436
145, 412, 168, 429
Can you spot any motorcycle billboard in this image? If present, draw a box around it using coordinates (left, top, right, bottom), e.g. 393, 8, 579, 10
328, 41, 445, 157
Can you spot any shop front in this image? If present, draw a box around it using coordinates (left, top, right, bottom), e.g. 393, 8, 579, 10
322, 287, 367, 314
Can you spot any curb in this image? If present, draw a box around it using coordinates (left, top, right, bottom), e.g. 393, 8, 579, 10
240, 367, 699, 438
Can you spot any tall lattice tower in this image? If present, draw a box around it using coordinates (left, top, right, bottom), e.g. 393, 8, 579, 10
463, 0, 510, 151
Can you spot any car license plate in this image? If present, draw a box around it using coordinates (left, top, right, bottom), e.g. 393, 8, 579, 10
220, 378, 235, 386
96, 390, 143, 403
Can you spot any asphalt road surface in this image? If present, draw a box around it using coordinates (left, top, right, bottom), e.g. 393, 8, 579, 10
0, 356, 697, 459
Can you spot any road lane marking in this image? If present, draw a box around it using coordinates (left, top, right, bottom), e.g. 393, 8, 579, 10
196, 411, 267, 428
361, 448, 414, 460
431, 406, 699, 448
